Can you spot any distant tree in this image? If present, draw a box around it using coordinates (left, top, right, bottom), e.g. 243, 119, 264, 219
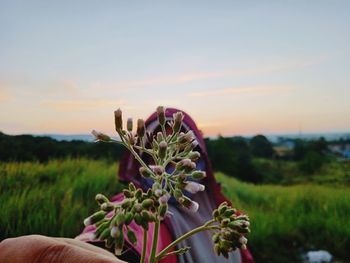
206, 136, 261, 183
298, 151, 325, 174
0, 132, 125, 162
250, 135, 274, 158
309, 137, 328, 154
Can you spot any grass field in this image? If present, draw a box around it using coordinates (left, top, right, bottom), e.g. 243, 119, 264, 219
1, 158, 349, 263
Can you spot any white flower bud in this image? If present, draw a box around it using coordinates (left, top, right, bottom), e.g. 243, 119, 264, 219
83, 217, 92, 226
184, 182, 205, 194
239, 236, 248, 245
188, 200, 199, 212
111, 226, 120, 238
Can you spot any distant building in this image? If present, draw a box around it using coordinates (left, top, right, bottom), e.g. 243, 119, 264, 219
328, 144, 350, 159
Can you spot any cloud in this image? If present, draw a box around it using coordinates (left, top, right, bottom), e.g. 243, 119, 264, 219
108, 57, 326, 90
41, 99, 127, 111
188, 85, 293, 97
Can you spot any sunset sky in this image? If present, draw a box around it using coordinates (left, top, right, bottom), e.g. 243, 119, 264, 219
1, 1, 349, 137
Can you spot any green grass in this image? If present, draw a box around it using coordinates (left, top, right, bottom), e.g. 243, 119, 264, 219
253, 158, 350, 185
0, 158, 123, 239
1, 159, 349, 263
217, 173, 350, 263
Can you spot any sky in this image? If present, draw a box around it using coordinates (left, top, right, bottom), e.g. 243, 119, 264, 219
1, 0, 350, 137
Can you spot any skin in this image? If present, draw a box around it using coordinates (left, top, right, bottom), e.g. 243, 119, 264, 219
0, 235, 127, 263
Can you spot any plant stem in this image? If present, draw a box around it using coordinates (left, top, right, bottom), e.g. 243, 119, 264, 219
149, 218, 161, 263
140, 227, 148, 263
155, 220, 217, 261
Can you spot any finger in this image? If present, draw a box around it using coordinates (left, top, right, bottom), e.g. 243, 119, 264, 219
0, 235, 126, 263
54, 238, 124, 261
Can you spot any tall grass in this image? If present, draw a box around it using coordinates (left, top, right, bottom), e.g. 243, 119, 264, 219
217, 173, 350, 263
1, 159, 349, 262
0, 158, 123, 239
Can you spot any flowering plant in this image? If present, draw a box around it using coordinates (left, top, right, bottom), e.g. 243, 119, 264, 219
84, 106, 250, 263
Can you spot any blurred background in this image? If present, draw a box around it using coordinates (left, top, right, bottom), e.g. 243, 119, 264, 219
1, 1, 349, 262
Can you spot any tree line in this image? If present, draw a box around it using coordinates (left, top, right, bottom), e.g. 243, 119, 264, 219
1, 131, 343, 183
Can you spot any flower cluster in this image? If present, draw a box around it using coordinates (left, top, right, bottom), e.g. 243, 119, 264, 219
84, 106, 250, 263
211, 202, 250, 258
84, 182, 166, 255
93, 106, 206, 213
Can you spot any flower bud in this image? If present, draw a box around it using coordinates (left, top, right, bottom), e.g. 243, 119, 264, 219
111, 226, 121, 239
101, 202, 114, 212
124, 212, 134, 225
115, 246, 123, 256
188, 151, 200, 161
239, 236, 248, 245
212, 209, 219, 218
127, 118, 133, 132
172, 112, 184, 133
183, 131, 195, 143
134, 213, 143, 225
156, 132, 164, 143
105, 237, 114, 249
158, 141, 167, 159
184, 182, 205, 194
176, 158, 191, 171
218, 205, 227, 215
159, 203, 168, 218
154, 189, 163, 197
95, 194, 109, 205
188, 200, 199, 212
135, 189, 142, 199
84, 211, 106, 226
91, 130, 111, 142
191, 170, 206, 180
114, 109, 123, 131
174, 189, 183, 199
180, 196, 199, 212
220, 239, 232, 250
151, 165, 165, 176
221, 218, 230, 227
100, 227, 111, 240
137, 119, 145, 137
184, 140, 199, 152
121, 199, 132, 209
115, 231, 124, 255
141, 210, 151, 221
139, 167, 152, 178
141, 199, 154, 209
159, 193, 170, 204
157, 106, 166, 126
123, 189, 133, 198
94, 221, 109, 239
133, 203, 142, 213
224, 208, 235, 217
115, 213, 125, 226
129, 182, 136, 192
212, 233, 220, 243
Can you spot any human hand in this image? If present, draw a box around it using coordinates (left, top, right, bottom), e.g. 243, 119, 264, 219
0, 235, 127, 263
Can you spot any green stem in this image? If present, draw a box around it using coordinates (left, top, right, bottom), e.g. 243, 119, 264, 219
149, 218, 161, 263
155, 220, 217, 261
140, 228, 148, 263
